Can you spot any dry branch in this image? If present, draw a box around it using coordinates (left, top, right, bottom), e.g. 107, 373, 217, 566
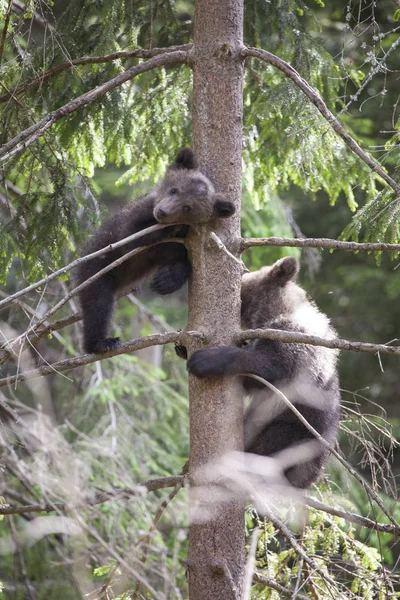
0, 44, 192, 104
0, 223, 172, 311
0, 50, 188, 161
253, 573, 309, 600
304, 497, 397, 534
0, 476, 184, 516
241, 236, 400, 253
237, 328, 400, 356
242, 47, 400, 197
1, 237, 184, 358
0, 330, 205, 388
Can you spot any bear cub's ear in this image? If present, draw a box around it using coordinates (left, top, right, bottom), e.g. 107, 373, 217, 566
213, 193, 236, 219
172, 148, 198, 170
269, 256, 299, 286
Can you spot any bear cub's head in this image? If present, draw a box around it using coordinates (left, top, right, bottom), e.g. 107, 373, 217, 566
241, 257, 306, 329
153, 148, 235, 225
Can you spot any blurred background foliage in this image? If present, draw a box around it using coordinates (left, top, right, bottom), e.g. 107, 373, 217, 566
0, 0, 400, 597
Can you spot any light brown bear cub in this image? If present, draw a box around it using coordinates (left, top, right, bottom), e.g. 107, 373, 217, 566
188, 257, 340, 489
77, 148, 234, 354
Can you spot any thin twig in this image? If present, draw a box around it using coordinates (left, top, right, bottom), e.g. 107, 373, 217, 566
0, 313, 80, 365
338, 35, 400, 117
209, 232, 248, 271
242, 47, 400, 197
243, 527, 259, 600
133, 481, 184, 598
253, 572, 309, 600
0, 476, 185, 515
241, 235, 400, 253
244, 373, 400, 533
8, 515, 38, 600
237, 328, 400, 356
0, 50, 188, 161
0, 44, 192, 103
11, 0, 54, 31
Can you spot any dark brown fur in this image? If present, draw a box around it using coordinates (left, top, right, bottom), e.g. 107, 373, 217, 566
187, 257, 340, 489
76, 148, 234, 353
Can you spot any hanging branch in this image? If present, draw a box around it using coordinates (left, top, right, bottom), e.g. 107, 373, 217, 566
0, 476, 185, 516
0, 50, 189, 162
241, 236, 400, 253
242, 47, 400, 197
237, 328, 400, 356
0, 44, 192, 104
244, 373, 400, 533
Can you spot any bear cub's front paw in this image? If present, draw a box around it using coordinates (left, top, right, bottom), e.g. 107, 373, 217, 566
187, 348, 227, 378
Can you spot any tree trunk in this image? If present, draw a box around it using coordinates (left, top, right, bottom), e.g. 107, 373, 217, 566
187, 0, 245, 598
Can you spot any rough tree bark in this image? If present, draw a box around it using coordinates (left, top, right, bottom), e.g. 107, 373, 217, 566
186, 0, 245, 598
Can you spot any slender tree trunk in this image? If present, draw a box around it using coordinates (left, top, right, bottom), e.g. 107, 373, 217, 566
187, 0, 245, 598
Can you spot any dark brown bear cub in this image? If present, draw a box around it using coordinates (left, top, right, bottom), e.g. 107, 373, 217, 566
77, 148, 234, 354
187, 257, 340, 489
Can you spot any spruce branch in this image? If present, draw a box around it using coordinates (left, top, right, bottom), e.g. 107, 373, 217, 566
0, 44, 192, 104
242, 47, 400, 197
0, 50, 188, 162
0, 476, 184, 516
0, 330, 204, 388
241, 236, 400, 253
244, 374, 400, 533
237, 328, 400, 356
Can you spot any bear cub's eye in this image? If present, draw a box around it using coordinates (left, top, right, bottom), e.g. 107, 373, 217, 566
169, 188, 179, 195
183, 205, 192, 214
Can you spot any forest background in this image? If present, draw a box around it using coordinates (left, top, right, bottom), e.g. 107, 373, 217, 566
0, 0, 400, 598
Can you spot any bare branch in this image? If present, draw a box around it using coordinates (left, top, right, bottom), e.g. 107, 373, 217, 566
338, 36, 400, 117
0, 50, 188, 161
242, 47, 400, 197
262, 506, 337, 590
0, 223, 173, 311
253, 573, 309, 600
244, 374, 400, 533
304, 497, 397, 535
2, 239, 184, 359
237, 328, 400, 356
0, 44, 192, 104
0, 330, 204, 388
0, 476, 185, 515
241, 235, 400, 253
0, 313, 80, 365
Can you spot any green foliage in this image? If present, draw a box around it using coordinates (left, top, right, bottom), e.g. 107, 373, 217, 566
341, 190, 400, 262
